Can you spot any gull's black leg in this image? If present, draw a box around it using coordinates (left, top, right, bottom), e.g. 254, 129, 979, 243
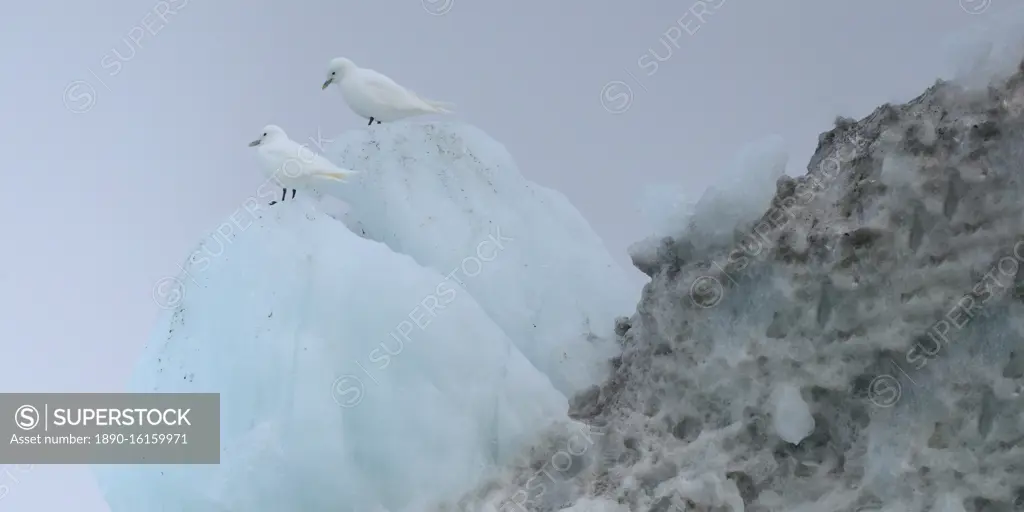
376, 120, 382, 124
368, 117, 375, 126
281, 188, 287, 201
291, 189, 296, 199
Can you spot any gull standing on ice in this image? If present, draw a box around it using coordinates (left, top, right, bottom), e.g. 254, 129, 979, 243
321, 57, 453, 126
248, 125, 360, 205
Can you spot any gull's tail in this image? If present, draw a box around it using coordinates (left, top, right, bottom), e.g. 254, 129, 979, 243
424, 98, 455, 114
404, 85, 454, 114
408, 91, 454, 114
310, 170, 360, 182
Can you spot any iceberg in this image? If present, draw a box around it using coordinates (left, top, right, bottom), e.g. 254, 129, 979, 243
685, 134, 789, 241
312, 121, 636, 395
521, 47, 1024, 512
637, 134, 789, 244
559, 498, 629, 512
629, 134, 789, 276
636, 181, 694, 240
95, 201, 570, 511
771, 383, 815, 445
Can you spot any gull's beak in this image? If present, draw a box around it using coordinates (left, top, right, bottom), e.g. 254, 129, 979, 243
248, 139, 260, 147
322, 78, 332, 90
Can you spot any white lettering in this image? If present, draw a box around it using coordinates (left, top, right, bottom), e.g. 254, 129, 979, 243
679, 14, 700, 35
409, 306, 431, 330
140, 14, 164, 36
477, 239, 499, 262
550, 451, 573, 472
395, 320, 413, 342
461, 256, 482, 277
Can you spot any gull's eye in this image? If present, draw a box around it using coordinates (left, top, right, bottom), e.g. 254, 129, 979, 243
331, 71, 336, 76
263, 132, 267, 137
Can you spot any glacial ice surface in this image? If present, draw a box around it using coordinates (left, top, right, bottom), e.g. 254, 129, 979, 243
94, 202, 570, 512
630, 134, 789, 275
456, 18, 1024, 512
684, 134, 789, 243
312, 121, 636, 396
636, 181, 693, 240
96, 13, 1024, 509
771, 383, 815, 445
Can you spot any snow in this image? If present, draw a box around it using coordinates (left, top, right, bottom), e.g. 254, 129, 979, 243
94, 201, 569, 512
666, 473, 747, 512
636, 135, 788, 244
772, 383, 815, 445
629, 134, 789, 267
932, 493, 967, 512
686, 134, 789, 242
558, 497, 628, 512
311, 121, 636, 395
636, 181, 693, 239
544, 53, 1024, 509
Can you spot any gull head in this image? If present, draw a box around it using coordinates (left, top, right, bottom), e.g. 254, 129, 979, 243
322, 57, 355, 90
248, 125, 288, 147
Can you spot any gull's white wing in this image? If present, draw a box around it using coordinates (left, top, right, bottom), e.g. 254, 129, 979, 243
262, 141, 301, 162
264, 140, 357, 179
262, 140, 317, 175
307, 150, 347, 174
358, 68, 427, 108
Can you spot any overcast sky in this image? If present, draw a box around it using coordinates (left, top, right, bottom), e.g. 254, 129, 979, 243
0, 0, 1018, 510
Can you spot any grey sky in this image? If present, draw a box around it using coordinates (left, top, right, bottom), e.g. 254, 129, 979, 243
0, 0, 1012, 510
